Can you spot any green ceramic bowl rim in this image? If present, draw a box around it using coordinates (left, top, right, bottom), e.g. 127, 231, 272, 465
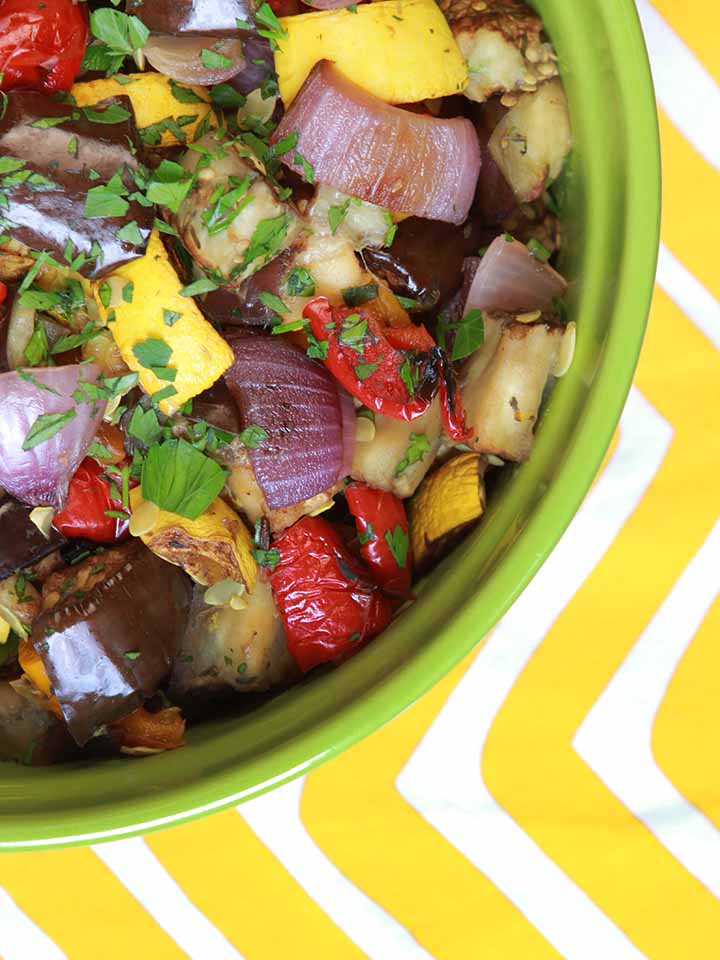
0, 0, 661, 850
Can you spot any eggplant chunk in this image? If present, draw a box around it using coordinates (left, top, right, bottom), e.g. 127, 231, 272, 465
0, 91, 151, 278
170, 578, 298, 697
173, 135, 300, 284
308, 186, 389, 251
0, 681, 76, 765
462, 320, 563, 462
0, 496, 65, 580
488, 79, 572, 203
440, 0, 557, 104
31, 542, 191, 745
126, 0, 254, 36
351, 398, 442, 499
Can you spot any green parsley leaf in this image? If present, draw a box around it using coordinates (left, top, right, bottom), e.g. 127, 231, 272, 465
132, 337, 172, 369
293, 151, 314, 184
258, 290, 289, 315
127, 405, 162, 446
163, 309, 182, 327
239, 425, 269, 448
51, 321, 103, 355
115, 219, 144, 245
210, 83, 246, 110
201, 48, 232, 70
83, 174, 129, 219
141, 438, 228, 520
145, 159, 193, 213
328, 198, 350, 235
394, 432, 431, 476
396, 295, 419, 309
286, 267, 315, 298
253, 546, 280, 571
124, 651, 141, 660
23, 320, 49, 367
357, 521, 375, 545
339, 313, 367, 351
354, 361, 378, 381
180, 276, 219, 298
82, 103, 131, 125
342, 284, 378, 308
451, 309, 484, 361
384, 525, 409, 568
16, 369, 61, 396
150, 384, 178, 405
22, 409, 77, 451
29, 114, 71, 130
239, 213, 290, 271
89, 8, 149, 56
169, 80, 205, 104
306, 333, 328, 359
18, 288, 59, 311
527, 237, 551, 262
383, 211, 397, 247
102, 372, 139, 397
87, 440, 113, 461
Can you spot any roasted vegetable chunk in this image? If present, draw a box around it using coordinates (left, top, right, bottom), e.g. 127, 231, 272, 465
440, 0, 558, 104
276, 0, 468, 106
29, 542, 191, 745
171, 579, 298, 697
130, 491, 258, 591
0, 681, 75, 765
488, 79, 571, 202
462, 319, 563, 461
409, 452, 486, 572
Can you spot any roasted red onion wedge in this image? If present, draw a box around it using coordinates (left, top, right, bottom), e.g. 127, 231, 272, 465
143, 36, 246, 85
0, 363, 106, 509
224, 331, 356, 510
271, 62, 481, 225
464, 235, 568, 313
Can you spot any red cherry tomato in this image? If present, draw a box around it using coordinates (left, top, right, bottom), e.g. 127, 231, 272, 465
53, 458, 130, 544
345, 483, 412, 595
0, 0, 88, 94
269, 516, 392, 672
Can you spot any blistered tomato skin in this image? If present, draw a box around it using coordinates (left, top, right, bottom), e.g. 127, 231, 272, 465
270, 516, 393, 673
0, 0, 88, 94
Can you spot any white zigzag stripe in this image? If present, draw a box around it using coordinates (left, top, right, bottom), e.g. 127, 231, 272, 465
238, 776, 434, 959
0, 886, 67, 960
635, 0, 720, 171
656, 244, 720, 351
574, 519, 720, 896
92, 837, 245, 959
396, 387, 671, 959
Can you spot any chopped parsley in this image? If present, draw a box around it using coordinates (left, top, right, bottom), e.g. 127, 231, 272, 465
286, 267, 315, 298
141, 439, 228, 520
394, 432, 431, 477
328, 198, 350, 235
239, 425, 269, 448
384, 525, 409, 568
342, 284, 378, 308
22, 410, 77, 451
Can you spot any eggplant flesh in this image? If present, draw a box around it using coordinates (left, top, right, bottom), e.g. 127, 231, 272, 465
0, 92, 151, 279
127, 0, 256, 36
171, 579, 298, 698
0, 681, 76, 765
0, 496, 65, 581
31, 542, 191, 746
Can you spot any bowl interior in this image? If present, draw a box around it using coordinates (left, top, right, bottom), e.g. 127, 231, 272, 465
0, 0, 660, 849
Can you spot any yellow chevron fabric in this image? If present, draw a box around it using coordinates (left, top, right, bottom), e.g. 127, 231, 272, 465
1, 2, 719, 957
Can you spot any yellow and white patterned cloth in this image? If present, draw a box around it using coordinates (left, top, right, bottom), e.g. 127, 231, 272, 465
1, 2, 719, 956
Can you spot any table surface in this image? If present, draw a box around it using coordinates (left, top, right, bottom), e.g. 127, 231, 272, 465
2, 2, 719, 957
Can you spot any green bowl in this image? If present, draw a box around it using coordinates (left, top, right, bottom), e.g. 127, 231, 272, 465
0, 0, 660, 850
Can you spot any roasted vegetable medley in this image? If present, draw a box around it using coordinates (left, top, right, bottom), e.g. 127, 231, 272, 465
0, 0, 574, 764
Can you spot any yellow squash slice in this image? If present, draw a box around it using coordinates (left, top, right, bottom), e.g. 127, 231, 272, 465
130, 490, 258, 591
408, 452, 486, 571
71, 73, 215, 147
276, 0, 468, 105
94, 230, 233, 413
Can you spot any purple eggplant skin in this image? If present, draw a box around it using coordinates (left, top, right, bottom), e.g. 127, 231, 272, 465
0, 92, 152, 280
126, 0, 255, 36
0, 496, 65, 581
190, 380, 243, 435
31, 542, 192, 746
228, 35, 276, 96
0, 285, 12, 374
200, 246, 297, 329
362, 216, 494, 313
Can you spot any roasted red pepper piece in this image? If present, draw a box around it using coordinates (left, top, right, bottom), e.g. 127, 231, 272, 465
0, 0, 88, 94
269, 515, 392, 672
304, 296, 472, 441
345, 483, 412, 594
53, 458, 129, 544
304, 296, 440, 421
0, 282, 7, 306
